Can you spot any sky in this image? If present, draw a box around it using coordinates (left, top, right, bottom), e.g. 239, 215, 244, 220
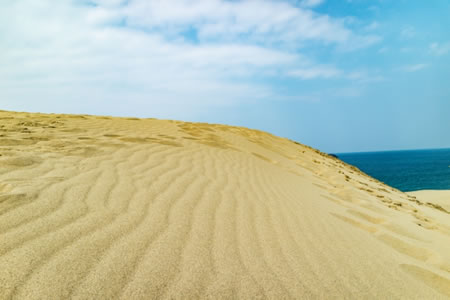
1, 0, 449, 153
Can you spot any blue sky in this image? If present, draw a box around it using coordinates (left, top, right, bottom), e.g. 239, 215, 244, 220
1, 0, 449, 153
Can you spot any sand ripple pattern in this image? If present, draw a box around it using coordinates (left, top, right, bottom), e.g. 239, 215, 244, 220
0, 111, 449, 299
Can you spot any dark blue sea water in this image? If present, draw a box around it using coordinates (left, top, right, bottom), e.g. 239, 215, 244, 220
337, 148, 450, 192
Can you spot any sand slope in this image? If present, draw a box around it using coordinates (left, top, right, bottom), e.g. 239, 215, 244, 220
0, 110, 449, 299
409, 190, 450, 213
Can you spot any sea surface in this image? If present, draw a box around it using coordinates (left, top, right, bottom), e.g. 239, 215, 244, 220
337, 148, 450, 192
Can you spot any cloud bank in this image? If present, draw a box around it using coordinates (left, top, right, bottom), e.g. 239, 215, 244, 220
0, 0, 380, 117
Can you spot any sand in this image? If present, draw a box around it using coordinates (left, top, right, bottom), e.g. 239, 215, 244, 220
409, 190, 450, 213
0, 110, 449, 299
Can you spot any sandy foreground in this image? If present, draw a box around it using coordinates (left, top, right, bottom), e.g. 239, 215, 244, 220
0, 110, 449, 299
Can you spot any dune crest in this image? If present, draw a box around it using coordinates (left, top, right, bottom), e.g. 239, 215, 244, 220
0, 110, 449, 299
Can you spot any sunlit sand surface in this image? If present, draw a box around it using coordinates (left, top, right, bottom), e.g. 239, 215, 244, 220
0, 110, 449, 299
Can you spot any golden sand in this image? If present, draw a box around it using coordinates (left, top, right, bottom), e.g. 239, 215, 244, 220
409, 190, 450, 214
0, 110, 449, 299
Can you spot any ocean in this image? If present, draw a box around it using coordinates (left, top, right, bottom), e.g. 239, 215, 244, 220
337, 148, 450, 192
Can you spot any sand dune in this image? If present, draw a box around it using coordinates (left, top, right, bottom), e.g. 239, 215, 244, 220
0, 110, 449, 299
409, 190, 450, 213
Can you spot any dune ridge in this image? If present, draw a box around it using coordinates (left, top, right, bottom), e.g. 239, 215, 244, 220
0, 110, 449, 299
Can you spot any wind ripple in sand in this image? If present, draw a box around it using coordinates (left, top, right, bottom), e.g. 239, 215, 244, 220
1, 111, 450, 299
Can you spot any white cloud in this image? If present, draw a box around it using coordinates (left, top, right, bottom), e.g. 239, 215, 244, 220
287, 67, 384, 82
0, 0, 379, 117
402, 64, 429, 72
429, 42, 450, 56
120, 0, 356, 45
288, 66, 341, 79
